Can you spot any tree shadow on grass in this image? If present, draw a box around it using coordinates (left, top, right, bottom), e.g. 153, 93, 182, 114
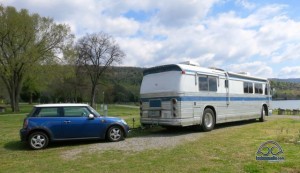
130, 119, 261, 138
4, 139, 107, 151
215, 119, 259, 130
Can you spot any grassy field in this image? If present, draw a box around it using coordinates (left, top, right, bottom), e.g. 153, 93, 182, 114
0, 104, 300, 173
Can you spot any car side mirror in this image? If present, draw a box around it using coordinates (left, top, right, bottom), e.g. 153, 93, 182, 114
88, 114, 94, 119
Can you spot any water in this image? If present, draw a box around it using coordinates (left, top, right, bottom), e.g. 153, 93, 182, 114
271, 100, 300, 109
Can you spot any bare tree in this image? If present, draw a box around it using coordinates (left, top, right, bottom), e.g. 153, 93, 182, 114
76, 32, 125, 107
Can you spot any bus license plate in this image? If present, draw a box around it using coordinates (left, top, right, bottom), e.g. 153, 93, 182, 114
149, 110, 160, 117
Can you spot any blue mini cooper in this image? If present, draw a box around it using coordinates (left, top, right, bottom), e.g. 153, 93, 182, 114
20, 104, 130, 150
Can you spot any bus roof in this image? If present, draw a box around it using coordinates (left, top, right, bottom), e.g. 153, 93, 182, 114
143, 63, 268, 82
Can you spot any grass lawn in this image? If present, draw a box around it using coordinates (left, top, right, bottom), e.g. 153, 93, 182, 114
0, 104, 300, 172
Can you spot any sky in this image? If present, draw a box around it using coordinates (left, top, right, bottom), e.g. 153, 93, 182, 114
1, 0, 300, 78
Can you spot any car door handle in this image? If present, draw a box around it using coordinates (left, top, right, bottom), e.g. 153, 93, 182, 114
64, 120, 71, 124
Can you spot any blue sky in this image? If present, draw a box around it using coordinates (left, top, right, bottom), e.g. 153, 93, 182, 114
1, 0, 300, 78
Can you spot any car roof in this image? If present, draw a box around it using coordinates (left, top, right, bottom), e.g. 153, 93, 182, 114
34, 103, 90, 108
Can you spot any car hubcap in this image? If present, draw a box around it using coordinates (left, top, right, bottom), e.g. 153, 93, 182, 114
110, 128, 121, 140
31, 135, 46, 149
205, 113, 213, 128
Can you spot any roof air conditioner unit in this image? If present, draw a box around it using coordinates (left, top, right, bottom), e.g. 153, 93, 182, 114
179, 61, 200, 66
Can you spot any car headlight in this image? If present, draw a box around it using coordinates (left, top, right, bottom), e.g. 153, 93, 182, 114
120, 119, 127, 125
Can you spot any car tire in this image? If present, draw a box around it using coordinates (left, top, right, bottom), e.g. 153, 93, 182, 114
28, 132, 49, 150
202, 108, 215, 132
107, 126, 124, 142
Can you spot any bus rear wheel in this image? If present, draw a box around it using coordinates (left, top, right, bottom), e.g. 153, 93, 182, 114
202, 108, 215, 132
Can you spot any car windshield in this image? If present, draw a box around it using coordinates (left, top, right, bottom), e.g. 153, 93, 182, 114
88, 106, 101, 117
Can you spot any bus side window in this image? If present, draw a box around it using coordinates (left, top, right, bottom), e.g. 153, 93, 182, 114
255, 83, 263, 94
244, 82, 249, 93
244, 82, 253, 94
209, 77, 217, 91
199, 76, 208, 91
225, 80, 229, 88
199, 76, 217, 92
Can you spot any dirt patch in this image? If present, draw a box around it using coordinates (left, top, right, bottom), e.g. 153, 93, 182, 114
61, 129, 204, 160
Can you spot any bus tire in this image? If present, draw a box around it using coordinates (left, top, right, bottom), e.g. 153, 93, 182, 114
259, 106, 265, 122
202, 108, 215, 132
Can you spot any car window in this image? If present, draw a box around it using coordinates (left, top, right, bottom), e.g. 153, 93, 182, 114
28, 107, 37, 117
88, 106, 101, 117
64, 107, 90, 117
36, 108, 59, 117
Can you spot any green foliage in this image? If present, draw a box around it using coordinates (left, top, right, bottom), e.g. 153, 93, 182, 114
0, 5, 73, 111
270, 80, 300, 100
17, 65, 143, 104
102, 67, 143, 103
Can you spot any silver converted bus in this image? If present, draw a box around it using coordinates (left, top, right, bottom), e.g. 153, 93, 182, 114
139, 61, 272, 131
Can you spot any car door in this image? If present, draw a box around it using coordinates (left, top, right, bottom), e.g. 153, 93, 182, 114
34, 107, 64, 139
61, 107, 105, 139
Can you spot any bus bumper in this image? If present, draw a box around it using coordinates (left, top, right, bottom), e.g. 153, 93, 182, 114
140, 117, 195, 127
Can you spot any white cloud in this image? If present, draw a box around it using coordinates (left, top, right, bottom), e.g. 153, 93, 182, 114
226, 61, 273, 78
1, 1, 300, 78
255, 15, 300, 57
235, 0, 256, 10
279, 66, 300, 78
117, 38, 163, 67
272, 43, 300, 63
154, 0, 218, 27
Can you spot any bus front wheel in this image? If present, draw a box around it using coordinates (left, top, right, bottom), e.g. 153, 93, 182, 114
259, 106, 265, 122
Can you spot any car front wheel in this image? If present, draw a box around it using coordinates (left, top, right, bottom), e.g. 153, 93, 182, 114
107, 126, 124, 142
28, 132, 49, 150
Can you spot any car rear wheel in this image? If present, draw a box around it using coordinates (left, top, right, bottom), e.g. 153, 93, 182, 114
28, 132, 49, 150
107, 126, 124, 142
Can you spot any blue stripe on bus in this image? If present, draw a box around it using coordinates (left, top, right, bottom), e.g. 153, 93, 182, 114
141, 96, 271, 102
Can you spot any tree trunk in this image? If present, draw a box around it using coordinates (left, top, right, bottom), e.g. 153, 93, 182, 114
90, 84, 96, 108
8, 84, 20, 112
29, 92, 33, 104
3, 76, 22, 112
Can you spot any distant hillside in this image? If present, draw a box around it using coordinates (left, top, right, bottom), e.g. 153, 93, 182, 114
270, 78, 300, 83
100, 66, 144, 103
13, 65, 299, 104
269, 79, 300, 100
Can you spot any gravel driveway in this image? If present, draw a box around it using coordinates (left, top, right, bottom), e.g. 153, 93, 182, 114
61, 115, 299, 160
61, 128, 204, 160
